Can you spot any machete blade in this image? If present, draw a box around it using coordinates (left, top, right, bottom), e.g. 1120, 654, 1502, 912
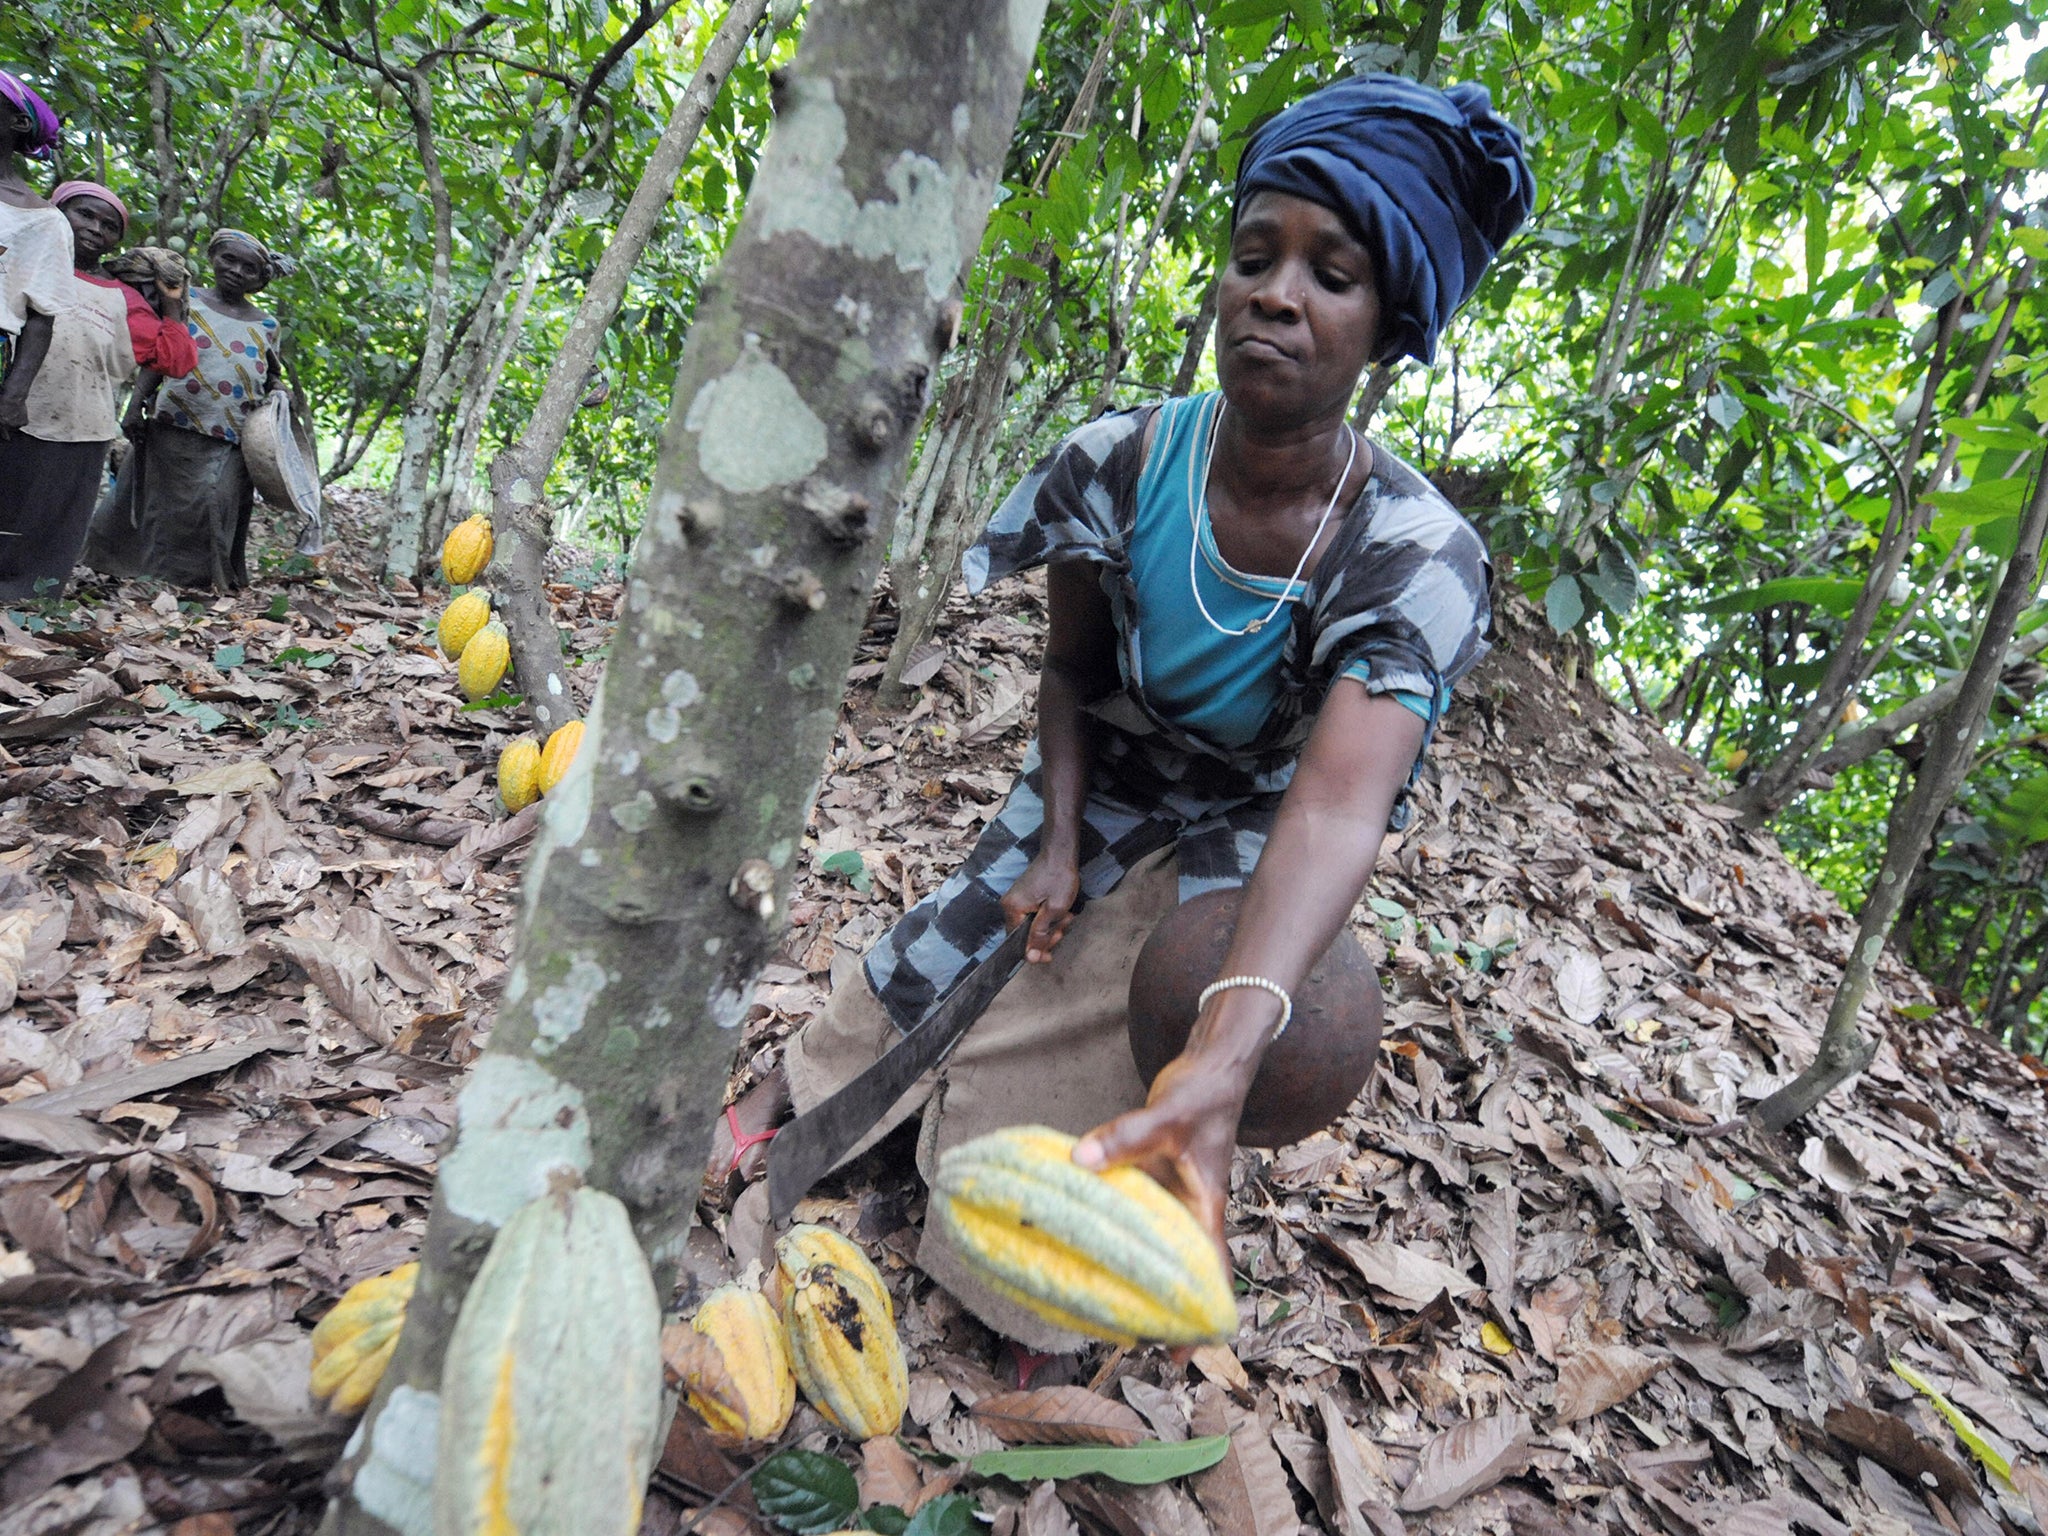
766, 920, 1033, 1227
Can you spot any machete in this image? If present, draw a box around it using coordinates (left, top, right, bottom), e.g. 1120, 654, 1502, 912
767, 920, 1033, 1226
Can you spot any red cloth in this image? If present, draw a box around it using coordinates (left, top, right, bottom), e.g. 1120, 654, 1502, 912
76, 272, 198, 378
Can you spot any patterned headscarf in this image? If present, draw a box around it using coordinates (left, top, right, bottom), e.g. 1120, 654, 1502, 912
53, 180, 131, 233
1234, 74, 1536, 366
207, 227, 297, 281
0, 70, 61, 161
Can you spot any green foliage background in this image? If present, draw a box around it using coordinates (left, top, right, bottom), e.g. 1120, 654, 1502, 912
2, 0, 2044, 1043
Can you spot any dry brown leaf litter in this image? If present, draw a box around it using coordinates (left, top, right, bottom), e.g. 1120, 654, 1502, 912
0, 497, 2043, 1536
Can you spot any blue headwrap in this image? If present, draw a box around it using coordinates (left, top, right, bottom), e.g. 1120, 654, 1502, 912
1234, 74, 1535, 366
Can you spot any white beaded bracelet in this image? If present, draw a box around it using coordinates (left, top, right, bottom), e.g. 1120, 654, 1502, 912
1197, 975, 1294, 1040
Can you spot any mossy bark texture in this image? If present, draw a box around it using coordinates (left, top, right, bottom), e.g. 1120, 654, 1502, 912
321, 3, 1048, 1529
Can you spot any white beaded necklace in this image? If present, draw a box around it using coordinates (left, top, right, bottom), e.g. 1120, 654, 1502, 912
1187, 398, 1358, 638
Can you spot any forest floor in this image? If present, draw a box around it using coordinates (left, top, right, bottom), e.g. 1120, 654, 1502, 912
2, 492, 2047, 1536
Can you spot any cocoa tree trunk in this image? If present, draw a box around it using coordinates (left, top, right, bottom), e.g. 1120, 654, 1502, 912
318, 3, 1045, 1529
441, 211, 561, 529
1999, 934, 2048, 1047
1754, 450, 2048, 1132
1798, 626, 2048, 784
1728, 188, 2042, 826
491, 0, 771, 737
877, 312, 1025, 704
1353, 361, 1399, 432
1085, 76, 1211, 419
1171, 272, 1217, 396
379, 68, 462, 584
1944, 899, 1997, 994
1979, 890, 2032, 1029
288, 1, 683, 583
874, 1, 1130, 702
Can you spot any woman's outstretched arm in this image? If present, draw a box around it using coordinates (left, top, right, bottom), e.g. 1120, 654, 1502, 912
1075, 678, 1424, 1251
1000, 558, 1121, 962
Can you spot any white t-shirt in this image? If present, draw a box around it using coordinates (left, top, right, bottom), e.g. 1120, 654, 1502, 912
0, 201, 74, 337
23, 274, 133, 442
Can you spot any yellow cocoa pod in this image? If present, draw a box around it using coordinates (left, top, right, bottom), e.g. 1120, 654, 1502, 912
433, 1185, 662, 1536
931, 1125, 1237, 1347
441, 513, 494, 586
437, 588, 492, 660
309, 1261, 417, 1414
458, 620, 512, 701
538, 719, 585, 795
498, 736, 542, 812
670, 1284, 795, 1444
774, 1224, 892, 1323
783, 1262, 907, 1440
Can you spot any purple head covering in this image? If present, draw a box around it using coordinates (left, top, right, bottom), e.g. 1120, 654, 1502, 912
1234, 74, 1536, 366
0, 71, 62, 161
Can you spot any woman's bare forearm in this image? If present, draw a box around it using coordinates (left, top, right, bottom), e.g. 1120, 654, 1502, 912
1036, 660, 1097, 859
1186, 683, 1423, 1082
1035, 560, 1120, 862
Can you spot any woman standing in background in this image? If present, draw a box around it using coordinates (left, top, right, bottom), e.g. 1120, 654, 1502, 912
86, 228, 286, 591
0, 69, 78, 571
0, 181, 197, 598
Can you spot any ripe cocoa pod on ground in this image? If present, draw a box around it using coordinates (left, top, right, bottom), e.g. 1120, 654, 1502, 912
782, 1260, 907, 1440
931, 1124, 1238, 1347
432, 1185, 662, 1536
666, 1284, 795, 1445
441, 513, 493, 586
497, 736, 541, 812
773, 1223, 893, 1322
309, 1261, 417, 1414
437, 588, 491, 660
458, 620, 512, 701
538, 719, 584, 794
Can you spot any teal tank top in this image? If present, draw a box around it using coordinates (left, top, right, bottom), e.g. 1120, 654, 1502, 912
1123, 392, 1431, 750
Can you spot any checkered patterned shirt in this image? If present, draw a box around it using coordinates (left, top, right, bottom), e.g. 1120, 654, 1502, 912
864, 399, 1492, 1030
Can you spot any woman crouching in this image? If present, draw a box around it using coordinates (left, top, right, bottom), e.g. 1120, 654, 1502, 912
758, 74, 1534, 1351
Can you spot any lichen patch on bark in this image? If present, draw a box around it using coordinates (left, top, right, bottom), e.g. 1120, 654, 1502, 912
709, 984, 749, 1030
751, 79, 964, 300
683, 337, 828, 493
440, 1057, 593, 1226
663, 670, 703, 708
352, 1384, 439, 1536
532, 955, 609, 1054
611, 789, 659, 833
